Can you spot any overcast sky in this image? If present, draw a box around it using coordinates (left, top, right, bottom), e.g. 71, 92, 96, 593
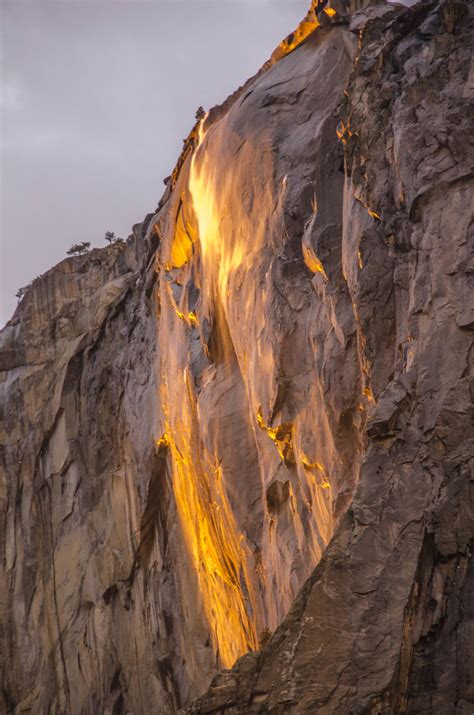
0, 0, 308, 325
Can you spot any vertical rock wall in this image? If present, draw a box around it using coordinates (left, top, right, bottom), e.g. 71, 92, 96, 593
1, 11, 363, 713
1, 0, 472, 713
154, 21, 363, 676
190, 0, 474, 712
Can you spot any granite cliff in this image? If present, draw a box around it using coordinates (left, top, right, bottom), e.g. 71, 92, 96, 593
1, 0, 473, 713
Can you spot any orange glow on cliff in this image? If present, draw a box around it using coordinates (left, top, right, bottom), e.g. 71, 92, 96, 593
156, 118, 260, 668
189, 118, 248, 310
159, 374, 258, 668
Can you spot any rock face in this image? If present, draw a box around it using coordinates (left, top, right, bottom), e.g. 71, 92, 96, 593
1, 0, 473, 713
189, 0, 474, 713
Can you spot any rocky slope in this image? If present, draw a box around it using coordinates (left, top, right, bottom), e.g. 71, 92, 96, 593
1, 0, 473, 713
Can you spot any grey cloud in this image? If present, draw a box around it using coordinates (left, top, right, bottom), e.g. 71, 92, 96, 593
0, 0, 309, 324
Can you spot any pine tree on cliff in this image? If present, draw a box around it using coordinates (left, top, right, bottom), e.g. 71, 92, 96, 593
15, 284, 31, 301
67, 241, 91, 256
104, 231, 124, 245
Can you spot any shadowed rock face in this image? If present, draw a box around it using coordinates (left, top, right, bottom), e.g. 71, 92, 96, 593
1, 0, 473, 713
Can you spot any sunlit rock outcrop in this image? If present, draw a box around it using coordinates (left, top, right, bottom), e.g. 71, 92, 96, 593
190, 0, 474, 712
155, 16, 363, 675
1, 0, 472, 713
